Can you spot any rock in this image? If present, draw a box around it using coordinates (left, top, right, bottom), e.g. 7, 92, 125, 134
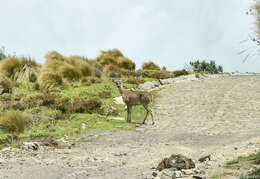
34, 136, 58, 147
152, 171, 158, 177
174, 171, 182, 178
111, 117, 125, 121
192, 176, 204, 179
21, 142, 40, 150
81, 123, 87, 129
113, 96, 125, 105
157, 154, 195, 171
106, 106, 120, 116
198, 155, 211, 163
139, 81, 161, 91
182, 169, 194, 175
1, 147, 12, 152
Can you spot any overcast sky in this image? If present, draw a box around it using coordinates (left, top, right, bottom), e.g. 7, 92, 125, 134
0, 0, 259, 72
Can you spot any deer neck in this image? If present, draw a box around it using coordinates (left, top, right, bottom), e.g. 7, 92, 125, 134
118, 85, 124, 95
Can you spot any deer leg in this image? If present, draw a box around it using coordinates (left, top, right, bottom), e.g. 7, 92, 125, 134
142, 105, 149, 124
143, 105, 154, 125
127, 106, 132, 123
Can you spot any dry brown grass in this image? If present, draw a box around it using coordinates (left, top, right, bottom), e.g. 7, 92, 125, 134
0, 57, 21, 79
0, 111, 27, 134
0, 74, 13, 94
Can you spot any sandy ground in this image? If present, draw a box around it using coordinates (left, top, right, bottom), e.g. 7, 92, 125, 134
0, 75, 260, 179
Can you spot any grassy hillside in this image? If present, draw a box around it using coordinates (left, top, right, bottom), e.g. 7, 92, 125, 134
0, 49, 181, 148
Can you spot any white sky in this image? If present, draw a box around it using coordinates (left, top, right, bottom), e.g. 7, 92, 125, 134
0, 0, 259, 72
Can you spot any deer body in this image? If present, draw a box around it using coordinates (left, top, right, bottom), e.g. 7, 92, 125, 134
114, 80, 154, 125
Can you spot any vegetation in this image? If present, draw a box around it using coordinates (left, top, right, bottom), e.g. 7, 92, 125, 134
0, 111, 28, 134
142, 61, 160, 71
211, 152, 260, 178
189, 60, 223, 74
0, 48, 224, 148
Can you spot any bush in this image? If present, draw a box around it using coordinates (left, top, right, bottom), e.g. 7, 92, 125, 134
71, 98, 102, 114
118, 57, 136, 71
81, 76, 102, 86
45, 51, 65, 61
136, 70, 173, 79
173, 69, 189, 77
0, 111, 27, 134
60, 64, 81, 81
39, 72, 63, 90
0, 75, 13, 94
20, 56, 40, 69
124, 77, 145, 84
21, 93, 45, 108
0, 57, 20, 79
142, 61, 160, 71
189, 60, 223, 74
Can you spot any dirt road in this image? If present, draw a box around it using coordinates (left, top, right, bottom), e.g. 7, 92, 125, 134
1, 75, 260, 179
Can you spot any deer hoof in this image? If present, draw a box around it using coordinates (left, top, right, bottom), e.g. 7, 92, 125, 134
142, 122, 147, 125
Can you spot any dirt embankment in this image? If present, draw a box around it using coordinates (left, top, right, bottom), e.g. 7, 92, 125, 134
0, 75, 260, 179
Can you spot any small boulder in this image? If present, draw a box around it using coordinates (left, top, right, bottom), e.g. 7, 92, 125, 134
157, 154, 195, 171
21, 142, 40, 150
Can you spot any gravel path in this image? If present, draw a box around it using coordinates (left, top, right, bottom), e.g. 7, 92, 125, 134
0, 75, 260, 179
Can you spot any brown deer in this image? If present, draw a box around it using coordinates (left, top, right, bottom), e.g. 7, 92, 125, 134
112, 80, 154, 125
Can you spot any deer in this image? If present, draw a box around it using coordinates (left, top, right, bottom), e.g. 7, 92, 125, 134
112, 79, 154, 125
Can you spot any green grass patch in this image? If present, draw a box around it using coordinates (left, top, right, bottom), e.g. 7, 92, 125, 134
0, 78, 162, 148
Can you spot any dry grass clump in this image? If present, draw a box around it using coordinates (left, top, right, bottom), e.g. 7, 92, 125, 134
0, 74, 13, 94
117, 57, 135, 71
38, 72, 63, 90
0, 56, 41, 82
142, 61, 160, 71
0, 111, 27, 134
45, 51, 65, 61
0, 57, 20, 79
41, 52, 103, 88
60, 63, 81, 81
20, 56, 40, 69
136, 69, 173, 79
96, 49, 136, 73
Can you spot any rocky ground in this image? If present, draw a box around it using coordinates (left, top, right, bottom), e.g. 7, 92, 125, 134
0, 75, 260, 179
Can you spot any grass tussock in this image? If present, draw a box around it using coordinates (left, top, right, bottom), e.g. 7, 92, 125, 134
0, 57, 20, 79
0, 111, 27, 134
142, 61, 160, 71
96, 49, 136, 72
0, 74, 13, 94
38, 72, 63, 90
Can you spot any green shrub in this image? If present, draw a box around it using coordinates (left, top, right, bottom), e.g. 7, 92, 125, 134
0, 111, 27, 134
39, 72, 63, 90
0, 57, 20, 79
189, 60, 223, 74
0, 75, 13, 94
173, 69, 189, 77
142, 61, 160, 71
